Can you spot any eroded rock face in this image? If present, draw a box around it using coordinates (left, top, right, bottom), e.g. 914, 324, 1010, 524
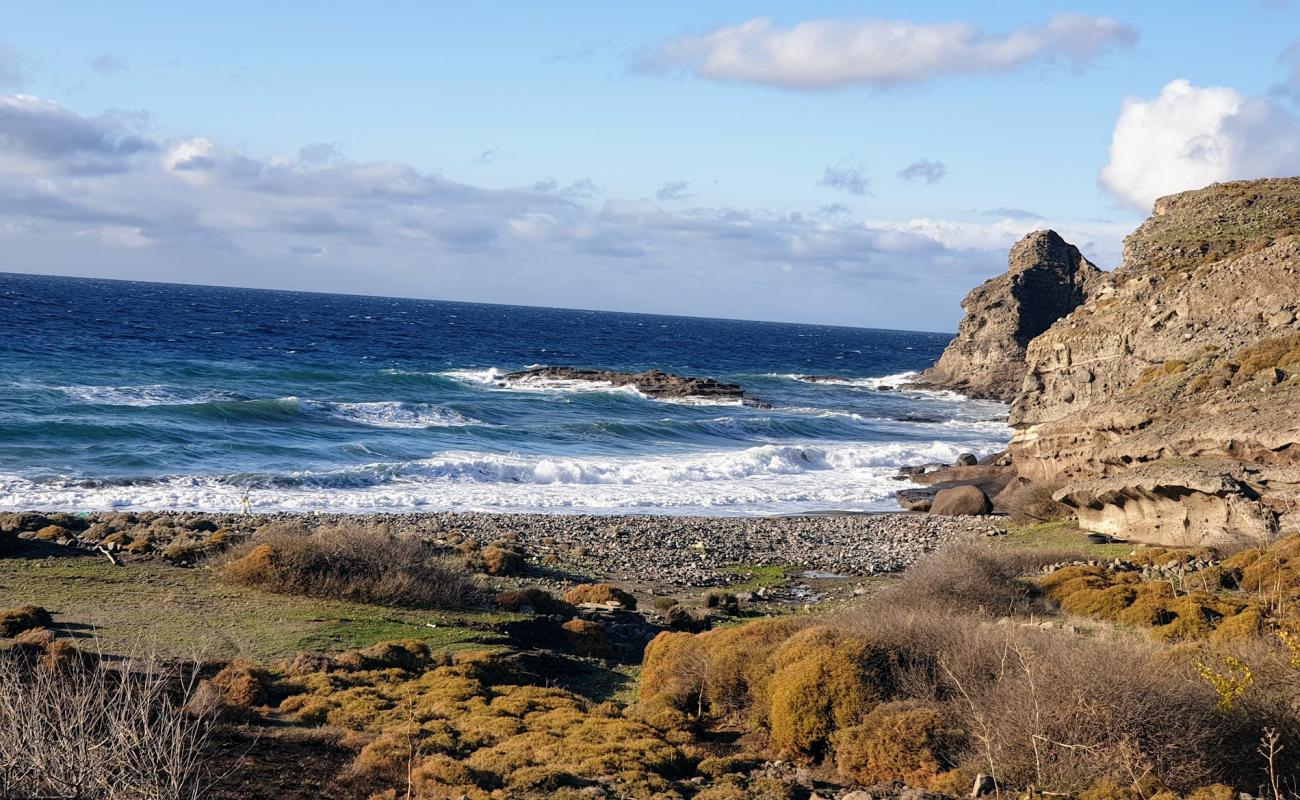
1003, 178, 1300, 545
917, 230, 1102, 401
1053, 463, 1290, 547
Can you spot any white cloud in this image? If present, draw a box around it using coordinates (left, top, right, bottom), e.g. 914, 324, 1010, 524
0, 93, 1125, 328
635, 13, 1136, 90
899, 159, 948, 184
1099, 79, 1300, 210
655, 180, 693, 202
819, 159, 870, 195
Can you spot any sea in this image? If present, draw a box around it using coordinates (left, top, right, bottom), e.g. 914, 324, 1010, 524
0, 272, 1009, 515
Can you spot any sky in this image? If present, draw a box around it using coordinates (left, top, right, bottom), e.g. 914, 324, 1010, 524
3, 2, 1300, 331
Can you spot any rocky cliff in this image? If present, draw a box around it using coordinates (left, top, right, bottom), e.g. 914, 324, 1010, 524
917, 230, 1102, 401
1001, 179, 1300, 546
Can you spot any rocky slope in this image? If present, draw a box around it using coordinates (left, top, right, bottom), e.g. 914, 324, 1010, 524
1000, 179, 1300, 545
916, 230, 1103, 401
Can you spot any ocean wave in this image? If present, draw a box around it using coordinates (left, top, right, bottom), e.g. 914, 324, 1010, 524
441, 367, 743, 406
0, 439, 1002, 515
313, 401, 478, 429
54, 384, 242, 407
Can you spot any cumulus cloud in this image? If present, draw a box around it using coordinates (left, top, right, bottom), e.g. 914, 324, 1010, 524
819, 159, 870, 195
898, 159, 948, 184
0, 95, 156, 174
655, 180, 693, 202
0, 93, 1124, 328
1099, 79, 1300, 210
634, 13, 1136, 90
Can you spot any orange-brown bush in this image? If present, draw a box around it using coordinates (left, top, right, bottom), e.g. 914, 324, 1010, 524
563, 583, 637, 610
0, 605, 53, 637
481, 545, 526, 576
561, 619, 613, 659
222, 523, 477, 609
495, 588, 575, 616
832, 700, 964, 787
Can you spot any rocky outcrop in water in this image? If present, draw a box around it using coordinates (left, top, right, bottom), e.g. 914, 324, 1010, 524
501, 366, 764, 404
994, 179, 1300, 545
915, 230, 1103, 402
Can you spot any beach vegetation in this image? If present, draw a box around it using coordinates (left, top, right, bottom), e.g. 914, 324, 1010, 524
222, 522, 478, 609
563, 582, 637, 609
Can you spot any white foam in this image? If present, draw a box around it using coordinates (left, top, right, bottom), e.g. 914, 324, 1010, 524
441, 367, 742, 406
318, 401, 478, 429
53, 384, 237, 407
0, 439, 1003, 515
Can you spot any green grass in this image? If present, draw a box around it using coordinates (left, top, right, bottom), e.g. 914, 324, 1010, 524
1000, 520, 1136, 559
0, 554, 518, 661
722, 563, 794, 591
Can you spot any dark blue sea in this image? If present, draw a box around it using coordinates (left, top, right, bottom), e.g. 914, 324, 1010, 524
0, 273, 1008, 515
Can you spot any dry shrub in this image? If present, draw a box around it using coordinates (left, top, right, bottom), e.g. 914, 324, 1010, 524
1001, 478, 1071, 524
564, 583, 637, 610
1041, 564, 1266, 642
832, 700, 964, 787
637, 616, 809, 729
966, 631, 1237, 791
763, 626, 889, 757
884, 545, 1069, 618
33, 524, 68, 541
0, 648, 215, 799
0, 605, 53, 636
561, 619, 613, 659
222, 523, 477, 608
208, 659, 269, 708
480, 545, 525, 576
495, 587, 575, 616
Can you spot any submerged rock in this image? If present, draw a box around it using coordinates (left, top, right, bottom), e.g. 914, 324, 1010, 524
502, 366, 770, 406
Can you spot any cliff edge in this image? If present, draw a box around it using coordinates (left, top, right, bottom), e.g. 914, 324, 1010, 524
917, 230, 1103, 402
992, 178, 1300, 545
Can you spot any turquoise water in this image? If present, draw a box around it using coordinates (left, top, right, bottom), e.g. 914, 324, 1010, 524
0, 272, 1008, 514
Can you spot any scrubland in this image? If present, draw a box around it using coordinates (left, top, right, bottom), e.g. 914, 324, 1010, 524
3, 510, 1300, 799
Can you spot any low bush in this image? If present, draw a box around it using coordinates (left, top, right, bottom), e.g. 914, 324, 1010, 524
883, 544, 1068, 618
563, 583, 637, 610
0, 605, 52, 637
832, 700, 964, 787
222, 523, 477, 609
0, 648, 215, 799
481, 544, 526, 576
561, 619, 613, 659
495, 588, 575, 616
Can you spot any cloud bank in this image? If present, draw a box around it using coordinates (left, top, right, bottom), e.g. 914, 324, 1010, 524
634, 13, 1136, 90
1099, 79, 1300, 210
0, 93, 1123, 328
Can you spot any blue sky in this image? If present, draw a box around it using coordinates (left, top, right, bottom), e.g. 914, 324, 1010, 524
3, 2, 1300, 330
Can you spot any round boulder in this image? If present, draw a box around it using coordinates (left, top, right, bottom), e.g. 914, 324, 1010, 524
930, 485, 992, 516
955, 452, 979, 467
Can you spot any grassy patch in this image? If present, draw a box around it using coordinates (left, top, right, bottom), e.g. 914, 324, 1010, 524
1000, 520, 1135, 559
723, 562, 794, 591
0, 556, 515, 661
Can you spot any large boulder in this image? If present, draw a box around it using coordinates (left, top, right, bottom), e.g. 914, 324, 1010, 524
916, 230, 1103, 402
929, 485, 992, 516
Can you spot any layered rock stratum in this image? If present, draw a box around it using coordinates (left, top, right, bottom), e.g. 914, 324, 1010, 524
916, 230, 1103, 401
945, 178, 1300, 546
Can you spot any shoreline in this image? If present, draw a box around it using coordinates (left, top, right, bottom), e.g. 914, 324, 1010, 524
2, 508, 1003, 588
